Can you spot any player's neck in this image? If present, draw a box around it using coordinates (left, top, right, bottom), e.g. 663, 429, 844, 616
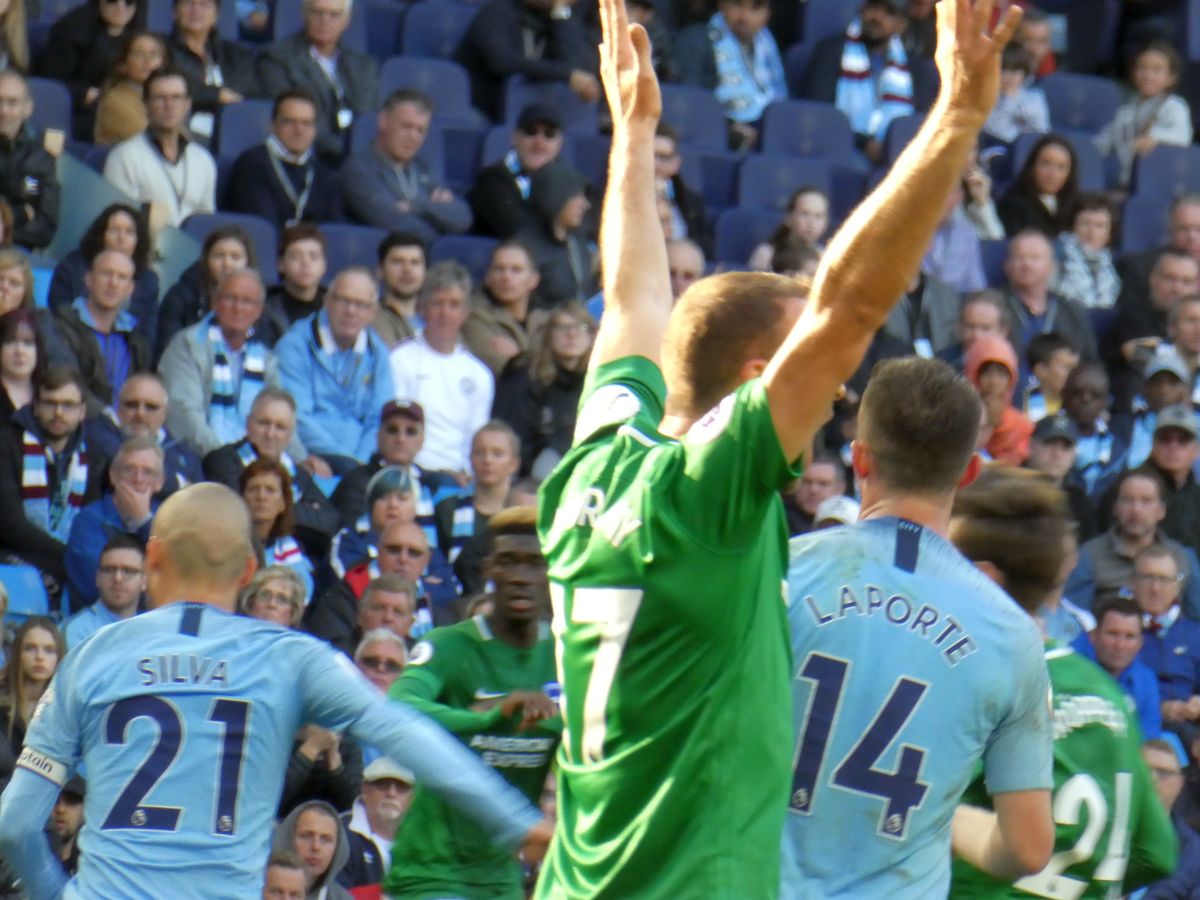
486, 609, 539, 648
658, 413, 694, 439
858, 495, 952, 537
149, 581, 238, 612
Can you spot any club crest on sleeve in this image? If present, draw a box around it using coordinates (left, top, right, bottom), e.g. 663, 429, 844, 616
574, 384, 641, 443
409, 641, 434, 666
31, 684, 54, 723
686, 393, 735, 445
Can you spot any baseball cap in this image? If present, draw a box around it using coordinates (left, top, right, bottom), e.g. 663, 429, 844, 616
516, 103, 562, 133
814, 495, 861, 527
381, 399, 424, 425
1155, 404, 1200, 439
1032, 413, 1078, 445
1144, 348, 1191, 383
366, 466, 413, 507
363, 757, 415, 784
61, 775, 86, 801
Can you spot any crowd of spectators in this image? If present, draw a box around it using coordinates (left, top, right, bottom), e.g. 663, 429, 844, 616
0, 0, 1197, 894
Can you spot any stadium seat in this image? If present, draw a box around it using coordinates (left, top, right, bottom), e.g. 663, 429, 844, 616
571, 134, 610, 193
1131, 144, 1200, 201
155, 226, 203, 301
35, 0, 81, 23
801, 0, 855, 44
1119, 193, 1170, 254
439, 123, 486, 193
27, 77, 71, 138
736, 155, 833, 211
182, 213, 278, 285
30, 255, 53, 308
1010, 131, 1106, 192
365, 0, 408, 60
429, 234, 498, 282
658, 84, 728, 151
82, 143, 112, 174
321, 223, 389, 273
979, 239, 1008, 288
1040, 73, 1120, 134
759, 100, 856, 162
696, 150, 741, 211
44, 153, 136, 262
214, 100, 274, 165
147, 0, 238, 40
713, 207, 782, 265
350, 117, 446, 181
502, 78, 599, 136
400, 1, 478, 59
884, 114, 924, 166
0, 563, 50, 625
379, 57, 487, 128
785, 42, 815, 98
273, 0, 369, 52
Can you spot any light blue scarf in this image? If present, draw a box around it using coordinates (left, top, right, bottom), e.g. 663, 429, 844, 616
205, 313, 267, 446
708, 11, 786, 124
835, 17, 913, 142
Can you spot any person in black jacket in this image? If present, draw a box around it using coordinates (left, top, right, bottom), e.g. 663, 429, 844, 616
997, 133, 1080, 239
36, 0, 145, 139
0, 72, 58, 251
654, 121, 711, 257
225, 89, 341, 230
165, 0, 257, 131
467, 102, 566, 240
256, 0, 378, 163
515, 161, 595, 307
455, 0, 599, 120
493, 300, 593, 478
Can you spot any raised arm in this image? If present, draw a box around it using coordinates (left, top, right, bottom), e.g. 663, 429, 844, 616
587, 0, 672, 371
763, 0, 1022, 462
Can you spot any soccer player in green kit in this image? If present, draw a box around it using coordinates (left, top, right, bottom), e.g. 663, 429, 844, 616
949, 467, 1179, 899
384, 507, 559, 899
535, 0, 1023, 896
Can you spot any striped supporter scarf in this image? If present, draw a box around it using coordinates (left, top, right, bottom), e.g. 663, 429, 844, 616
206, 314, 267, 446
835, 17, 913, 142
21, 432, 88, 540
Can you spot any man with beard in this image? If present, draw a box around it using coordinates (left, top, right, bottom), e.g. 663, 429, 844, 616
336, 758, 414, 889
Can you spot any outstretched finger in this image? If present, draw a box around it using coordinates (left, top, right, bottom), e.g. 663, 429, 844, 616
629, 22, 653, 74
600, 0, 630, 59
969, 0, 995, 37
936, 0, 957, 40
989, 4, 1024, 51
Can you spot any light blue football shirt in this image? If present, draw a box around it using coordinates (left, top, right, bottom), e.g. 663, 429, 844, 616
781, 518, 1053, 899
17, 602, 539, 899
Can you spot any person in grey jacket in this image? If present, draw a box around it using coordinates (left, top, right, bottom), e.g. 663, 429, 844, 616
271, 800, 354, 900
339, 90, 471, 243
256, 0, 378, 163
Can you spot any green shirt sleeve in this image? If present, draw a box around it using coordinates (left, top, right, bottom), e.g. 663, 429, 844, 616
389, 636, 506, 735
1123, 746, 1179, 890
571, 356, 666, 449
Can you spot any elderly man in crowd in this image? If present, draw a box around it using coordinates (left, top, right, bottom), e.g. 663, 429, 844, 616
0, 71, 58, 250
307, 571, 418, 658
337, 757, 414, 890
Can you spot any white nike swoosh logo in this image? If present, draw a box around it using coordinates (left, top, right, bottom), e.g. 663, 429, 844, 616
474, 689, 507, 700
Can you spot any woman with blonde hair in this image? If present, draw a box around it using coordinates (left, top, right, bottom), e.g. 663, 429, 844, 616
237, 565, 307, 628
0, 0, 28, 73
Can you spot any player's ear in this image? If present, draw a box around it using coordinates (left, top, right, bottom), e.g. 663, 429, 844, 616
957, 453, 983, 489
850, 440, 871, 481
738, 356, 769, 384
236, 552, 258, 591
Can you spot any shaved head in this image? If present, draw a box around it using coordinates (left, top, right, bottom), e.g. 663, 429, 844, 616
149, 483, 256, 595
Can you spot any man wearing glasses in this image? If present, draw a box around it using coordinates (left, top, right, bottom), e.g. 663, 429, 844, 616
276, 267, 395, 476
62, 534, 146, 648
0, 366, 103, 596
1142, 737, 1200, 896
104, 66, 216, 230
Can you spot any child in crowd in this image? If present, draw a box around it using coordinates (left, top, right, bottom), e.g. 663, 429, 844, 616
1023, 332, 1079, 423
1096, 39, 1193, 187
1053, 193, 1121, 309
982, 44, 1050, 145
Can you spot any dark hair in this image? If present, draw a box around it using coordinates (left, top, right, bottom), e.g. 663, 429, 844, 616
1132, 38, 1181, 80
490, 240, 537, 271
1026, 332, 1075, 369
1013, 134, 1079, 227
807, 450, 847, 483
143, 64, 190, 102
0, 308, 45, 386
0, 199, 13, 250
107, 29, 168, 90
655, 121, 680, 143
278, 222, 326, 257
91, 0, 147, 27
859, 357, 982, 494
238, 457, 295, 542
36, 365, 86, 400
79, 203, 151, 271
271, 88, 318, 121
768, 186, 828, 246
961, 289, 1012, 330
201, 226, 258, 289
1094, 596, 1144, 629
377, 231, 427, 265
382, 88, 433, 115
951, 466, 1074, 613
770, 234, 820, 276
101, 532, 145, 558
1000, 42, 1033, 75
1115, 466, 1168, 505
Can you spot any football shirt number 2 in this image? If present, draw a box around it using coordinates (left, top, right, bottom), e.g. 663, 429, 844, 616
791, 652, 930, 840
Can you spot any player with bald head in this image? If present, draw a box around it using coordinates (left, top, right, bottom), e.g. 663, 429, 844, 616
0, 483, 551, 899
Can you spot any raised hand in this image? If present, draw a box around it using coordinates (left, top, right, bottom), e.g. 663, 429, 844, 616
598, 0, 661, 133
935, 0, 1023, 125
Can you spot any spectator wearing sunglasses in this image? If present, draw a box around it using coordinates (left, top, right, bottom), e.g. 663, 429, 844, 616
467, 103, 572, 241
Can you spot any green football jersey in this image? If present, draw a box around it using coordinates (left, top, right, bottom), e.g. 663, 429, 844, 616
535, 356, 801, 899
950, 645, 1178, 899
383, 615, 561, 900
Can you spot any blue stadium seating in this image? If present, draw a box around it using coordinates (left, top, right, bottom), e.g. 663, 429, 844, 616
430, 234, 497, 282
0, 564, 50, 625
28, 77, 71, 137
45, 154, 136, 263
1010, 130, 1107, 192
659, 84, 728, 151
785, 42, 815, 98
272, 0, 369, 52
400, 1, 478, 58
379, 57, 487, 127
1131, 144, 1200, 200
82, 143, 112, 174
1119, 192, 1170, 254
214, 100, 274, 165
697, 151, 742, 211
182, 213, 278, 284
759, 100, 856, 162
321, 223, 389, 272
365, 0, 409, 60
979, 239, 1008, 288
1040, 73, 1120, 134
801, 0, 856, 45
147, 0, 238, 41
439, 123, 486, 193
736, 155, 833, 211
571, 134, 611, 193
713, 207, 782, 265
503, 79, 599, 136
155, 226, 203, 301
884, 114, 924, 166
